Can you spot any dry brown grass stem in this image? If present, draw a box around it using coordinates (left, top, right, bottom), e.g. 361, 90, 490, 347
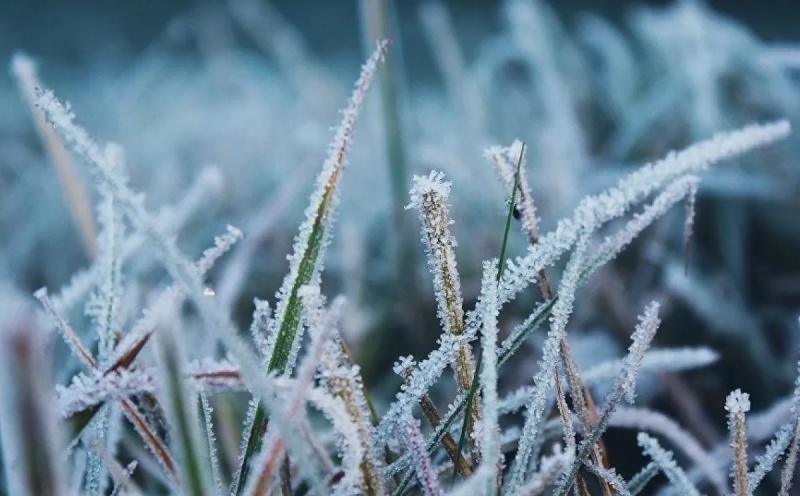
12, 54, 98, 259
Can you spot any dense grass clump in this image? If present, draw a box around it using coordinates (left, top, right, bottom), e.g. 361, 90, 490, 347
2, 1, 800, 495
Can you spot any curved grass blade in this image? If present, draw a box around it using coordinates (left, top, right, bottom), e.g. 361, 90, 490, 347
627, 462, 658, 495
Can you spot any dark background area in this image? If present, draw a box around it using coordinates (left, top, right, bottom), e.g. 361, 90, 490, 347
2, 0, 799, 78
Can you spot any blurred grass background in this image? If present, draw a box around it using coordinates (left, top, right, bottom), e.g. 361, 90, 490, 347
2, 0, 799, 77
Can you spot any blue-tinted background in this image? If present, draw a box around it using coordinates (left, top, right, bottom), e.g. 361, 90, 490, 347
2, 0, 799, 76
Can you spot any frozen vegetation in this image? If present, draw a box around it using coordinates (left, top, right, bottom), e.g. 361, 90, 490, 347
1, 0, 799, 494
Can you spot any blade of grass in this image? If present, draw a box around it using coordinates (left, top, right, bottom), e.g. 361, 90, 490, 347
233, 41, 386, 494
394, 175, 692, 494
395, 360, 473, 480
497, 142, 526, 280
120, 400, 177, 482
36, 288, 177, 479
11, 53, 98, 259
0, 298, 67, 496
627, 462, 658, 495
451, 143, 525, 487
358, 0, 415, 295
394, 245, 623, 495
85, 437, 144, 496
198, 392, 225, 495
393, 297, 554, 496
155, 316, 212, 496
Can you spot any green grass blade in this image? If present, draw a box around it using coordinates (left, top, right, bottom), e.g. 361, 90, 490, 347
451, 142, 525, 487
156, 320, 211, 496
233, 41, 387, 494
395, 294, 553, 496
497, 142, 526, 282
266, 198, 329, 373
358, 0, 415, 293
233, 109, 347, 496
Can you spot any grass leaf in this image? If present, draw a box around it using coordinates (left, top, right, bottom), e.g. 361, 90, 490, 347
452, 142, 525, 487
233, 40, 387, 494
155, 315, 213, 496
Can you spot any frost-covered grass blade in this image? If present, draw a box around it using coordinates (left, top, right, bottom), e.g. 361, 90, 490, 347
234, 40, 387, 494
4, 4, 799, 492
155, 315, 213, 496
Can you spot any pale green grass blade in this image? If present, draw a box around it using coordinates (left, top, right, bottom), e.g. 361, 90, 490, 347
156, 317, 213, 496
233, 40, 387, 494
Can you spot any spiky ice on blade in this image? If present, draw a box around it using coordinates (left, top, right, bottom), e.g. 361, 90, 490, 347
638, 433, 701, 496
266, 39, 389, 376
477, 259, 501, 486
406, 171, 465, 341
37, 75, 324, 496
407, 170, 480, 459
726, 389, 751, 496
507, 231, 590, 493
552, 302, 662, 496
497, 120, 790, 308
234, 39, 388, 494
